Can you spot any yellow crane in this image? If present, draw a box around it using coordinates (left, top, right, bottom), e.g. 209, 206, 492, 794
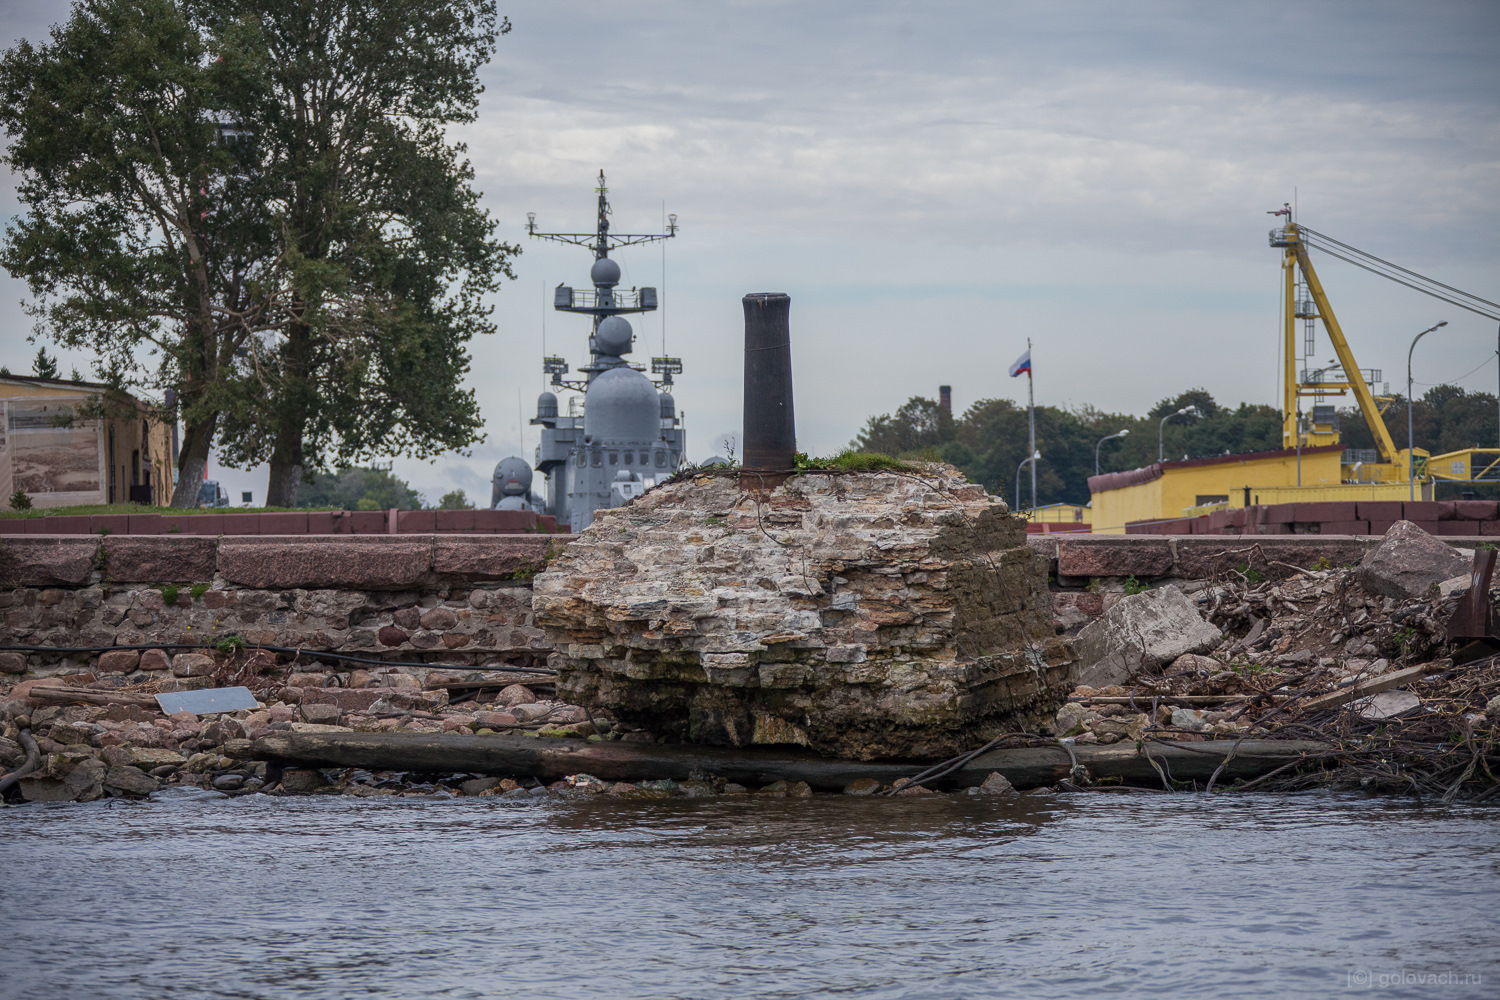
1269, 208, 1500, 489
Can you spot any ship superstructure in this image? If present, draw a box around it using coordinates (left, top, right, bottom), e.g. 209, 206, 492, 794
500, 172, 684, 531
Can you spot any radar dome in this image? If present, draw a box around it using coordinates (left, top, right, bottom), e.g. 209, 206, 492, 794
492, 456, 533, 497
536, 391, 558, 419
596, 315, 633, 356
584, 366, 659, 445
590, 257, 621, 286
659, 392, 675, 419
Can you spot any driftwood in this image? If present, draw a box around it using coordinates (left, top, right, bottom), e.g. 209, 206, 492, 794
232, 731, 1331, 792
1068, 694, 1261, 706
1296, 665, 1431, 713
425, 676, 557, 691
26, 686, 161, 709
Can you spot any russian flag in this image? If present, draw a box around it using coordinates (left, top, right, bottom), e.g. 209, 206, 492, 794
1008, 349, 1031, 378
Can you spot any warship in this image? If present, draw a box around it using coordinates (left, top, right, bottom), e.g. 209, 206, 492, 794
490, 173, 685, 531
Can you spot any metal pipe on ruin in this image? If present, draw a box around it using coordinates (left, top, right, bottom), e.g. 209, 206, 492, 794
741, 292, 795, 483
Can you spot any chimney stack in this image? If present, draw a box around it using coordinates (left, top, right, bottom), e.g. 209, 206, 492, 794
742, 293, 795, 471
939, 385, 952, 415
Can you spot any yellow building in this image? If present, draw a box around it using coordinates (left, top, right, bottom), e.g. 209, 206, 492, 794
1, 373, 175, 508
1088, 445, 1350, 534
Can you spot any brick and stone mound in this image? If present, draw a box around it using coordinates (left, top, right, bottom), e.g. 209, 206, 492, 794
535, 465, 1074, 759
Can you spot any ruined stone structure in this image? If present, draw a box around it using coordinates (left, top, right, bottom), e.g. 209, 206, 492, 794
535, 465, 1074, 759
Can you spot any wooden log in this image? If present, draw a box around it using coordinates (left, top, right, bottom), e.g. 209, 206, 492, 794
27, 686, 160, 709
425, 676, 557, 691
231, 731, 1331, 792
1296, 665, 1431, 713
1068, 695, 1262, 706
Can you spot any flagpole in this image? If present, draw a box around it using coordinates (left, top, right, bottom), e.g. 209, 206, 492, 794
1027, 337, 1036, 512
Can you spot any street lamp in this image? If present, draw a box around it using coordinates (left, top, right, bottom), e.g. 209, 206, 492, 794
1408, 321, 1448, 500
1095, 429, 1129, 476
1015, 450, 1040, 513
1158, 406, 1200, 463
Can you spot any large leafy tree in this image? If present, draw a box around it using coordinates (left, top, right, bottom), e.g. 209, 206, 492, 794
0, 0, 280, 506
200, 0, 515, 505
1, 1, 514, 508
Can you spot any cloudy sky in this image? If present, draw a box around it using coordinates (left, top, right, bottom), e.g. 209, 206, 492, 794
3, 0, 1498, 504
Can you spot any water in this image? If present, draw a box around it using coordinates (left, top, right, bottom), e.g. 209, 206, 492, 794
1, 791, 1497, 1000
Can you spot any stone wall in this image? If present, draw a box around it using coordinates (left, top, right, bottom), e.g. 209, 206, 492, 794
0, 535, 562, 681
536, 466, 1074, 760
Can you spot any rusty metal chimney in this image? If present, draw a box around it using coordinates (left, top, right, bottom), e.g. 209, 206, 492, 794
939, 385, 952, 415
742, 293, 795, 471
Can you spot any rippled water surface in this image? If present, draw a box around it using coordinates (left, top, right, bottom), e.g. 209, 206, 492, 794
2, 790, 1497, 999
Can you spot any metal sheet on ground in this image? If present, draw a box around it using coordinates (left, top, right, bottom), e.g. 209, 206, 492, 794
155, 687, 258, 715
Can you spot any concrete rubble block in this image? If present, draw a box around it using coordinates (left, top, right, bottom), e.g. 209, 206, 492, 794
218, 536, 432, 590
103, 535, 218, 582
1073, 585, 1222, 688
537, 465, 1073, 760
0, 537, 100, 586
1055, 537, 1174, 578
1354, 520, 1471, 600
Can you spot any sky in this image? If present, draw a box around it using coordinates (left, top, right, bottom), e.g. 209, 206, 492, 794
2, 0, 1498, 505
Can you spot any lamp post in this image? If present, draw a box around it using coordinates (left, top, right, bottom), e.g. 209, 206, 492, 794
1158, 406, 1200, 463
1408, 321, 1448, 500
1095, 429, 1129, 476
1015, 450, 1040, 513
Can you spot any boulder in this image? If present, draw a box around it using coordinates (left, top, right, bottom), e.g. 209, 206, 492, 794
0, 652, 28, 675
64, 758, 107, 801
103, 765, 160, 797
1355, 521, 1470, 600
171, 653, 217, 678
968, 771, 1017, 796
496, 684, 536, 707
1073, 585, 1221, 687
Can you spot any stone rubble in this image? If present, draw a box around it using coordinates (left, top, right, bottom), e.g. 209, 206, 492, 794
536, 465, 1074, 759
1047, 522, 1498, 787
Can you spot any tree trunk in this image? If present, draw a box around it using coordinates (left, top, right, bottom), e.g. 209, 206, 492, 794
264, 316, 311, 508
168, 414, 217, 508
233, 732, 1332, 792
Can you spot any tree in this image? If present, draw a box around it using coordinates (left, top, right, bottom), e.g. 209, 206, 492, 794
297, 466, 423, 510
437, 489, 475, 510
850, 396, 953, 455
199, 1, 516, 506
1, 0, 515, 509
31, 346, 57, 379
1, 0, 281, 507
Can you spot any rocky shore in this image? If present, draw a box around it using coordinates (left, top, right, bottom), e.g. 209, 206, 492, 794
4, 519, 1496, 803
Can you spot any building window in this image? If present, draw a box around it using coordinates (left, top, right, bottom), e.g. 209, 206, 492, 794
1195, 494, 1229, 506
608, 451, 617, 465
654, 450, 666, 467
623, 451, 633, 465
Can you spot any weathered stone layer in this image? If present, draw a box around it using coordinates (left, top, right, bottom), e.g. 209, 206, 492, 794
536, 467, 1074, 759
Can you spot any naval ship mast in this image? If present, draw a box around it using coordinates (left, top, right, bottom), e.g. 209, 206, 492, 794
496, 172, 683, 531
